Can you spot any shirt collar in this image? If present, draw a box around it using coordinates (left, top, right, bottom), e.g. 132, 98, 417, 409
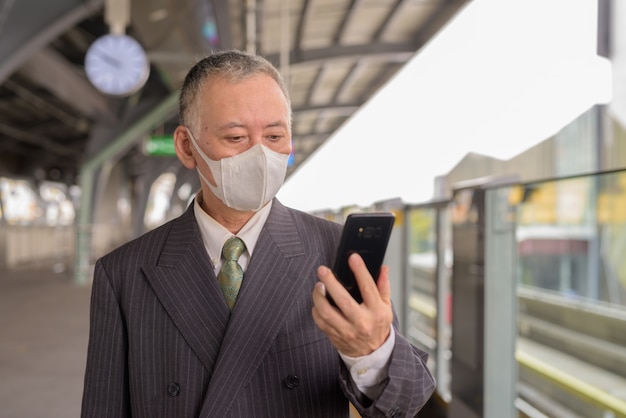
193, 191, 272, 268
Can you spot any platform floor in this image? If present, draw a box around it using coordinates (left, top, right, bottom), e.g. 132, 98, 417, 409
0, 266, 91, 418
0, 265, 447, 418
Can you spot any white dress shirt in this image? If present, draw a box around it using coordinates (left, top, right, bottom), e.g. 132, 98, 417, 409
192, 194, 393, 400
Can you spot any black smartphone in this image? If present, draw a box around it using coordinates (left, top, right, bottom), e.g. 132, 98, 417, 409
328, 212, 395, 305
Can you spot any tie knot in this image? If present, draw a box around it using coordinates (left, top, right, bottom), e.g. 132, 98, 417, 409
222, 237, 245, 261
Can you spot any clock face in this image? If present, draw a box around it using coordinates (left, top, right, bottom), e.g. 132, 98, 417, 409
85, 34, 150, 96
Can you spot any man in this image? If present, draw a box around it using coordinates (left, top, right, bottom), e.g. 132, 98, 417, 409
81, 50, 435, 418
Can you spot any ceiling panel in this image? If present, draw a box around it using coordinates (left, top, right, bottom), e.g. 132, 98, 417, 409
0, 0, 470, 185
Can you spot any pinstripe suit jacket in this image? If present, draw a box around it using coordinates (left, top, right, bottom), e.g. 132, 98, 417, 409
81, 200, 435, 418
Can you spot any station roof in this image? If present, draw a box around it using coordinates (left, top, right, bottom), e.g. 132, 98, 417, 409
0, 0, 469, 186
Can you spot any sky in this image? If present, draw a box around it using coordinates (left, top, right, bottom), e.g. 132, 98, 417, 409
277, 0, 612, 212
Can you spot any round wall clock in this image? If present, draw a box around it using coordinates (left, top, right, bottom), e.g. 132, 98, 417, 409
85, 34, 150, 96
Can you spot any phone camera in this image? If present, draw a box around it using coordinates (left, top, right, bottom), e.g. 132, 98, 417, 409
362, 226, 376, 238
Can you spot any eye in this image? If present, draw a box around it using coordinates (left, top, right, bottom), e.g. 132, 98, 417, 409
227, 135, 246, 142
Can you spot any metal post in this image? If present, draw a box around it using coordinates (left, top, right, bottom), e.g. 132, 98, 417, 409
74, 90, 180, 284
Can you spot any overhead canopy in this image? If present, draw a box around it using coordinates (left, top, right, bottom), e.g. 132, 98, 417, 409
277, 0, 611, 212
0, 0, 468, 185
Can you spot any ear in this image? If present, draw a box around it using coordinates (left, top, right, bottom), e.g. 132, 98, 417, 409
174, 125, 197, 169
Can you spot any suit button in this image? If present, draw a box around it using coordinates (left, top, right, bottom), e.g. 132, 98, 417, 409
283, 375, 299, 389
167, 382, 180, 397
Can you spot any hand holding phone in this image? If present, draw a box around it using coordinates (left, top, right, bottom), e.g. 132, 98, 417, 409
327, 212, 395, 306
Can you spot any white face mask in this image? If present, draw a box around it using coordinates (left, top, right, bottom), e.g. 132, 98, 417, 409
186, 128, 289, 211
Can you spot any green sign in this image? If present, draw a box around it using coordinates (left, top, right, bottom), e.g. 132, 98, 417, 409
145, 135, 175, 156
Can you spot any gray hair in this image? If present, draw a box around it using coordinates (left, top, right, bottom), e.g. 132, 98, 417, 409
179, 50, 291, 132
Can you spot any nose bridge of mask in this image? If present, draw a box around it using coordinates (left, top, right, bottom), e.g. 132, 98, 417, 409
223, 144, 269, 206
265, 146, 290, 184
264, 144, 290, 167
185, 127, 289, 211
257, 145, 270, 203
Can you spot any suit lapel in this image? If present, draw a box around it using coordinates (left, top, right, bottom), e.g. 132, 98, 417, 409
200, 201, 320, 417
143, 207, 231, 375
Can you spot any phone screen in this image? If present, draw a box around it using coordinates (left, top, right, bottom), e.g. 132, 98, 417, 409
328, 212, 395, 305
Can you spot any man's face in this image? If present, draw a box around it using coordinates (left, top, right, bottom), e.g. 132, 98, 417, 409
193, 74, 292, 166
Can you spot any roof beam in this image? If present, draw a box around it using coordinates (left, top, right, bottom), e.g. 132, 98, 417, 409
293, 0, 313, 53
3, 79, 89, 132
0, 0, 103, 83
20, 47, 113, 120
147, 43, 414, 68
332, 60, 366, 104
265, 43, 415, 69
304, 62, 328, 106
333, 0, 361, 44
372, 0, 403, 41
357, 61, 403, 102
0, 122, 81, 156
292, 103, 359, 115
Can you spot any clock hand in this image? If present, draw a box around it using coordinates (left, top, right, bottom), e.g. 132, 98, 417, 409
97, 53, 123, 69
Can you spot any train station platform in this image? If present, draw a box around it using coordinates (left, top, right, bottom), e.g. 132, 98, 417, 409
1, 266, 91, 418
3, 261, 625, 418
0, 266, 446, 418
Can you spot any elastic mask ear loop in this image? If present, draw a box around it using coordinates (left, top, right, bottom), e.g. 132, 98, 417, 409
185, 127, 222, 196
185, 128, 202, 158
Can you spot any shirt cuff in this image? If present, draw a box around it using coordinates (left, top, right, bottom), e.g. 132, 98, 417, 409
338, 327, 395, 400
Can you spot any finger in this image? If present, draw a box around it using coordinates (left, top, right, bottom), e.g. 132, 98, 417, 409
311, 280, 349, 334
317, 265, 357, 312
312, 281, 326, 301
348, 253, 381, 306
376, 265, 392, 304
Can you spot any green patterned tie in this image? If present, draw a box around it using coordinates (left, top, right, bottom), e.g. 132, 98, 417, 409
218, 237, 246, 310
